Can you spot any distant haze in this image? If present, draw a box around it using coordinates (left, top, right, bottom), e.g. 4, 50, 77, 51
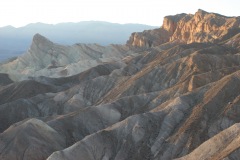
0, 21, 156, 61
0, 0, 239, 28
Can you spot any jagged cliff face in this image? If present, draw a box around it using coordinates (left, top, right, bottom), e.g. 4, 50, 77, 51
127, 9, 240, 47
0, 10, 240, 160
127, 28, 170, 47
126, 14, 186, 47
171, 9, 240, 43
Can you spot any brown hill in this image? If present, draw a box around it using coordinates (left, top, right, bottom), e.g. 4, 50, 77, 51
127, 9, 240, 47
0, 9, 239, 160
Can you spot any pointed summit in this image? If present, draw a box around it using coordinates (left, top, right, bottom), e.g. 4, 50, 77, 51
32, 33, 53, 46
30, 33, 54, 52
194, 9, 208, 21
196, 9, 208, 14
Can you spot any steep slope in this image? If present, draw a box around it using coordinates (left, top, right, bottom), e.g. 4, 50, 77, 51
1, 42, 237, 160
0, 73, 13, 86
175, 123, 240, 160
127, 13, 186, 47
0, 118, 65, 160
127, 9, 240, 47
0, 33, 134, 79
0, 9, 239, 160
171, 9, 240, 43
47, 70, 240, 160
224, 33, 240, 49
0, 62, 121, 133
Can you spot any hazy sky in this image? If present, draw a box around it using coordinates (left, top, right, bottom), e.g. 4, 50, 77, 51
0, 0, 239, 27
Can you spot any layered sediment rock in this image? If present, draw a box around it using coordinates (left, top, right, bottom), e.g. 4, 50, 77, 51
171, 9, 240, 43
127, 9, 240, 47
0, 34, 133, 80
0, 9, 240, 160
126, 13, 186, 47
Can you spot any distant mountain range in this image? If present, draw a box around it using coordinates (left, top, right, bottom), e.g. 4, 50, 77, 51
0, 21, 156, 61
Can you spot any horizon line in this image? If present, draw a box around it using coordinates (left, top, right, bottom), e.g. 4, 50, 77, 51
0, 20, 160, 29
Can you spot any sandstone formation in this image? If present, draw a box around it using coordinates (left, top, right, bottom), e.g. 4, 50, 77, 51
127, 9, 240, 47
0, 9, 239, 160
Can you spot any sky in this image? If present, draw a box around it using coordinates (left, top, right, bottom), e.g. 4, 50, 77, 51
0, 0, 239, 28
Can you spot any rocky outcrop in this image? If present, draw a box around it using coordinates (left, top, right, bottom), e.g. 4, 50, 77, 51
0, 34, 134, 80
127, 13, 186, 47
127, 9, 240, 47
0, 10, 239, 160
126, 28, 170, 47
0, 41, 239, 160
163, 13, 187, 35
171, 9, 240, 43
